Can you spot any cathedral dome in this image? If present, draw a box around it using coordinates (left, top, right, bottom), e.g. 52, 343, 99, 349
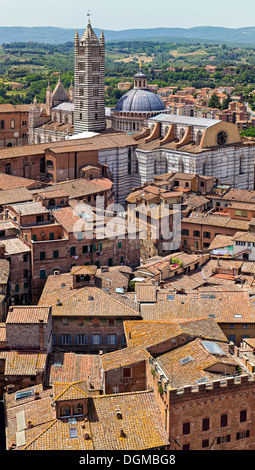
115, 88, 166, 113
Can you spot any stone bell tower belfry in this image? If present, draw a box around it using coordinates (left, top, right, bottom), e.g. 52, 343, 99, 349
74, 15, 106, 134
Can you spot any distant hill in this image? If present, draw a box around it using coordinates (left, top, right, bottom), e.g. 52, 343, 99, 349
1, 25, 255, 45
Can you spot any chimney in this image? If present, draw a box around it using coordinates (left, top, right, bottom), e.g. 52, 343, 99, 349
34, 390, 40, 400
38, 319, 44, 350
120, 429, 126, 438
115, 409, 122, 420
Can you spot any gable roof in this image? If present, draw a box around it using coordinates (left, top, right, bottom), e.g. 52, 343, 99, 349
51, 286, 140, 318
156, 337, 237, 388
53, 381, 89, 401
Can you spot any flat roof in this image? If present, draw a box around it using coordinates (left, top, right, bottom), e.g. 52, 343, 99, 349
149, 113, 221, 128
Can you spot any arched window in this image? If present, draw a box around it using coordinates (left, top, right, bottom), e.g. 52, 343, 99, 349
46, 160, 54, 168
179, 128, 185, 141
240, 154, 246, 175
134, 157, 139, 174
128, 148, 132, 175
64, 114, 69, 125
196, 131, 202, 146
202, 158, 209, 175
178, 158, 184, 173
164, 126, 169, 136
60, 404, 71, 417
154, 158, 157, 175
73, 403, 83, 415
221, 155, 228, 178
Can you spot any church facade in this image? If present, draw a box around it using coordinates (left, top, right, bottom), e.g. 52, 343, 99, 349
28, 77, 74, 144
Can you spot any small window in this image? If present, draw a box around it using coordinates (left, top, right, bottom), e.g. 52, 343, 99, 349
5, 163, 11, 175
193, 230, 200, 237
182, 443, 190, 450
53, 250, 59, 259
70, 247, 76, 256
91, 334, 102, 345
40, 252, 46, 261
123, 367, 131, 378
240, 410, 247, 423
202, 418, 210, 431
221, 414, 228, 427
236, 430, 250, 440
217, 435, 231, 444
107, 334, 117, 345
202, 439, 209, 448
40, 269, 46, 280
183, 422, 190, 435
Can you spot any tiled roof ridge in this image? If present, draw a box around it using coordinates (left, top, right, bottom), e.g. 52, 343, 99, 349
54, 380, 88, 401
71, 265, 96, 275
92, 388, 154, 401
22, 419, 58, 450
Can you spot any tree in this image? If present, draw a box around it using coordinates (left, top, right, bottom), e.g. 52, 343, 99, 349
208, 92, 221, 109
0, 87, 6, 99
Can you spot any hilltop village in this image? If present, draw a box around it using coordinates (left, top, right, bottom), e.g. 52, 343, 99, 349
2, 19, 255, 452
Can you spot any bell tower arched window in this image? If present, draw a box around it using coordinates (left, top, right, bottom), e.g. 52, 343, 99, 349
128, 148, 132, 175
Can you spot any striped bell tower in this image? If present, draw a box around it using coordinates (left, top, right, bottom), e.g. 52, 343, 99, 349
74, 16, 106, 134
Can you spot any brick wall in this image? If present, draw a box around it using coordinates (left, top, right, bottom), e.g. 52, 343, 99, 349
104, 361, 147, 395
52, 316, 128, 355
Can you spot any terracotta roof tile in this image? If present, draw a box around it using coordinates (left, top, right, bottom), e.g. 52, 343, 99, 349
0, 350, 47, 376
6, 306, 50, 324
51, 286, 140, 318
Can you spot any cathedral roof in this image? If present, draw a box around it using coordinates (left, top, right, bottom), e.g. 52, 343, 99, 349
115, 88, 166, 113
52, 77, 69, 103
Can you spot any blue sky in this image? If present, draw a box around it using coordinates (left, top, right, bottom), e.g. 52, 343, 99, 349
2, 0, 255, 30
